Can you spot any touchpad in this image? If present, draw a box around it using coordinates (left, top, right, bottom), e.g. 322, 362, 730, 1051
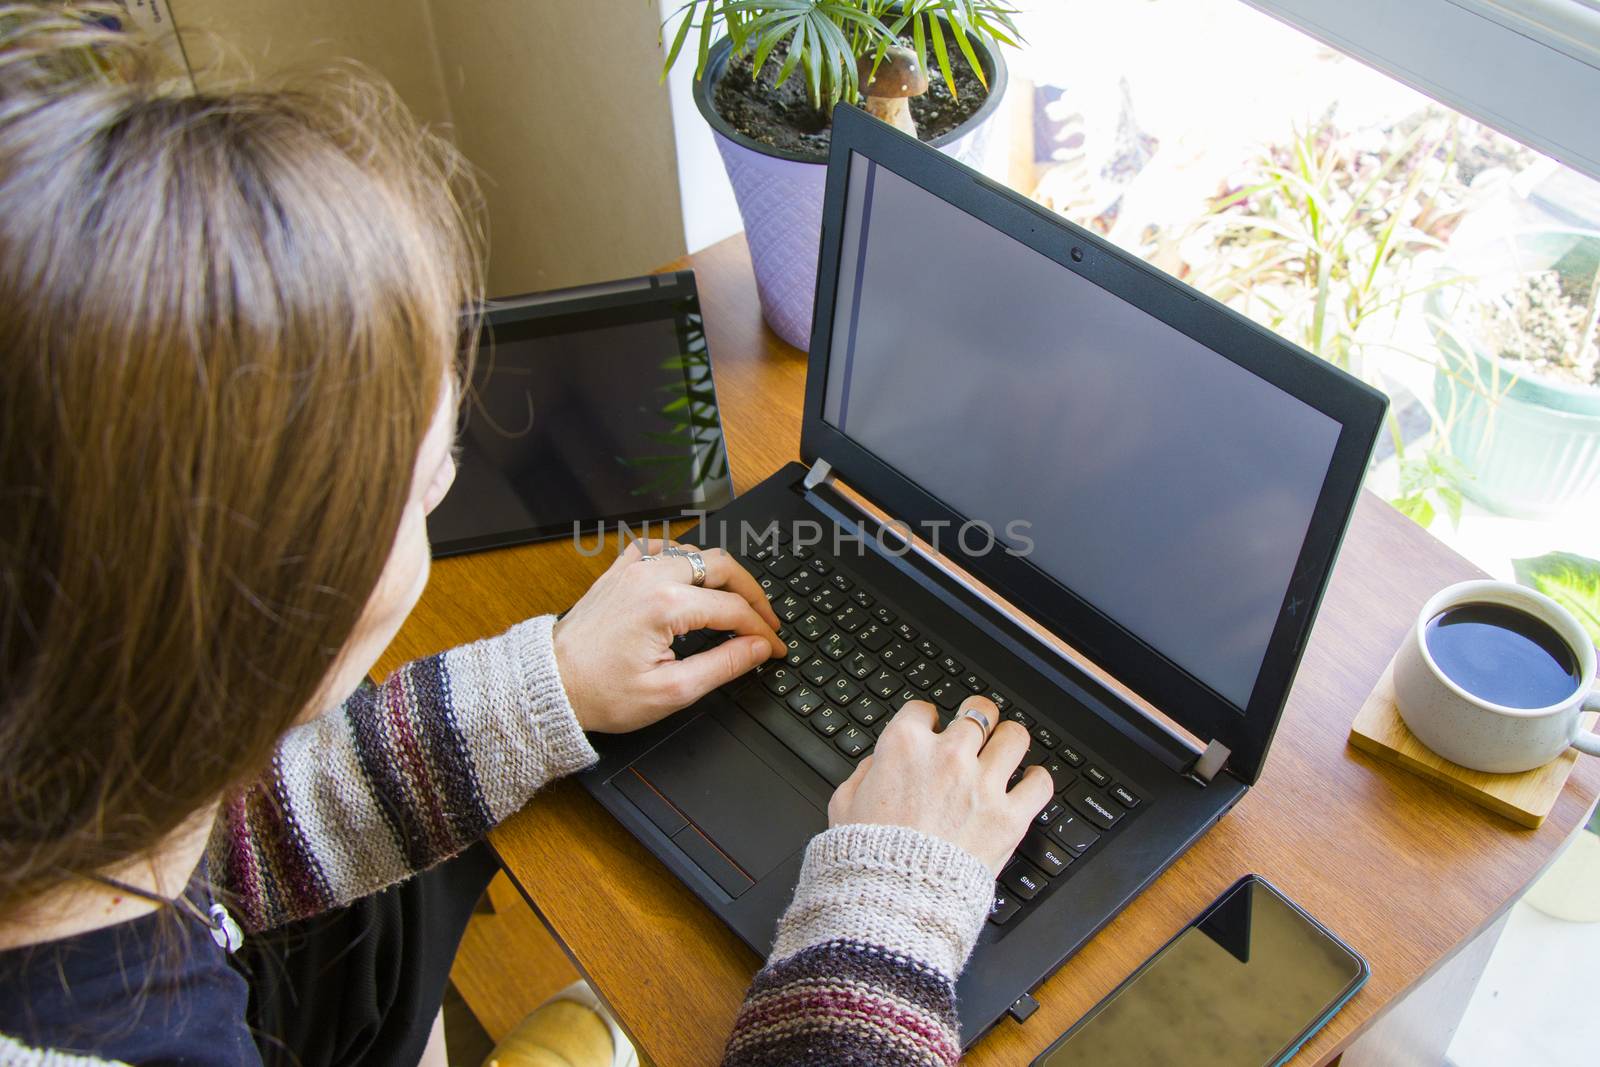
632, 714, 826, 882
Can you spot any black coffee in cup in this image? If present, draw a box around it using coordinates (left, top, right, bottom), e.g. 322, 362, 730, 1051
1423, 602, 1582, 709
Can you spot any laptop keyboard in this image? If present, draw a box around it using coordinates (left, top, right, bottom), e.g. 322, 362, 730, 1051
672, 529, 1152, 930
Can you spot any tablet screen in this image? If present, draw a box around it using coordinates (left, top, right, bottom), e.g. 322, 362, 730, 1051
428, 273, 733, 557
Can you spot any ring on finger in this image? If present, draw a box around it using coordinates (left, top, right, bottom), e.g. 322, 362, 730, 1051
662, 545, 707, 587
954, 706, 991, 736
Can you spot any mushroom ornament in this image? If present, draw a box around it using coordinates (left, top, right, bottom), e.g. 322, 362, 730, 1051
857, 44, 929, 137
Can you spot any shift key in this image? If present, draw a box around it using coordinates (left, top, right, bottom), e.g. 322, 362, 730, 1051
1067, 787, 1124, 830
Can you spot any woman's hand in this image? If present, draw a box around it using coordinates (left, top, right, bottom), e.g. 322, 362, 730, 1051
827, 697, 1053, 875
552, 539, 785, 733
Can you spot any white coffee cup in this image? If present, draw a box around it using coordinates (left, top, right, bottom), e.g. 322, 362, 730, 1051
1393, 579, 1600, 774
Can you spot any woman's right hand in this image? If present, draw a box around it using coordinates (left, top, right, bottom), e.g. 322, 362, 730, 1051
827, 696, 1054, 875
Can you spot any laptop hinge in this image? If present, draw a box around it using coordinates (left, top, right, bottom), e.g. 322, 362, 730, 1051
802, 457, 835, 492
1187, 740, 1231, 786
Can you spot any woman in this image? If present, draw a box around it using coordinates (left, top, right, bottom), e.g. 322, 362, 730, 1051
0, 7, 1050, 1066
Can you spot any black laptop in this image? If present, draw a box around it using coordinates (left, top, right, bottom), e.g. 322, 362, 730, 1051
580, 103, 1386, 1045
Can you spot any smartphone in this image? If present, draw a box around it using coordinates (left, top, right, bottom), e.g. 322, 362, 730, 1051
1030, 874, 1368, 1067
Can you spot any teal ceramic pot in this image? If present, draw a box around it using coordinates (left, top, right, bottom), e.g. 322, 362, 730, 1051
1428, 233, 1600, 519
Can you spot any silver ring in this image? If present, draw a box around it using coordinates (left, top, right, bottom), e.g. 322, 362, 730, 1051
955, 707, 991, 735
663, 546, 707, 587
637, 552, 662, 562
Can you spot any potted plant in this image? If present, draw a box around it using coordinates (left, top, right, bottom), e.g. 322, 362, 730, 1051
1171, 114, 1479, 527
662, 1, 1018, 348
1427, 229, 1600, 518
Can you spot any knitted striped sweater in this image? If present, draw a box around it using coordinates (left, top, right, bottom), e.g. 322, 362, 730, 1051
1, 615, 993, 1067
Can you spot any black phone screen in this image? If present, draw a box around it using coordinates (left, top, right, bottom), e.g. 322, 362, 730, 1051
1033, 876, 1367, 1067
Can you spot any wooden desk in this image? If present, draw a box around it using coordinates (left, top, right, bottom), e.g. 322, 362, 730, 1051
381, 234, 1600, 1066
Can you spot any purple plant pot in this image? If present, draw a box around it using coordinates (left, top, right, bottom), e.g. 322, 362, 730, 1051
696, 35, 1008, 351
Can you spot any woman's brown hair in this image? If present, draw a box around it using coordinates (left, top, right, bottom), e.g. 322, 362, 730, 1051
0, 4, 482, 915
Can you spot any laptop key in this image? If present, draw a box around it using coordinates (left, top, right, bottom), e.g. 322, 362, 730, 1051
984, 689, 1011, 711
825, 674, 863, 702
960, 672, 986, 693
672, 631, 707, 658
830, 572, 853, 592
787, 569, 821, 595
881, 641, 915, 670
1032, 726, 1060, 749
872, 605, 897, 625
1034, 800, 1064, 828
938, 656, 964, 675
1067, 788, 1123, 830
757, 574, 780, 598
800, 657, 835, 685
810, 586, 845, 613
833, 605, 868, 633
1046, 814, 1101, 854
1110, 784, 1142, 809
851, 588, 874, 608
810, 706, 845, 737
1020, 833, 1074, 876
916, 639, 942, 659
774, 594, 806, 623
1056, 742, 1086, 767
834, 726, 870, 758
797, 614, 828, 640
989, 890, 1022, 926
928, 682, 963, 711
867, 668, 900, 699
845, 652, 876, 679
1042, 758, 1076, 792
786, 686, 825, 717
895, 622, 919, 642
766, 554, 800, 578
1084, 765, 1110, 788
855, 623, 892, 652
819, 633, 853, 660
807, 555, 832, 576
783, 639, 809, 669
892, 687, 922, 710
849, 695, 887, 728
905, 661, 939, 690
1003, 707, 1035, 729
1001, 859, 1048, 901
760, 666, 798, 697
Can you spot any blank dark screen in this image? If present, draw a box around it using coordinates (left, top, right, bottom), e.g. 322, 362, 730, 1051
1037, 879, 1363, 1065
427, 304, 728, 550
822, 155, 1342, 708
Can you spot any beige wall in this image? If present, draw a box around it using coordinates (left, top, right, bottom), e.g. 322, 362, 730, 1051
168, 0, 685, 296
427, 0, 685, 295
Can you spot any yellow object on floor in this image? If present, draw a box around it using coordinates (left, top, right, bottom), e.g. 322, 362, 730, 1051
483, 999, 613, 1067
482, 976, 643, 1067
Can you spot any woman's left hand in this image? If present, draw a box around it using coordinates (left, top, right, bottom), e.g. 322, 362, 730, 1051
551, 539, 786, 733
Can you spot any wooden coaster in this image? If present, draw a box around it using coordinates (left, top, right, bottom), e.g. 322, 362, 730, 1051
1348, 652, 1597, 829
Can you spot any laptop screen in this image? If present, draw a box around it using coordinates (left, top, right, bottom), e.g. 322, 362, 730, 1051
821, 153, 1343, 710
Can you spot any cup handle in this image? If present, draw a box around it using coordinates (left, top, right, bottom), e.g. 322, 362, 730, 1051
1575, 691, 1600, 757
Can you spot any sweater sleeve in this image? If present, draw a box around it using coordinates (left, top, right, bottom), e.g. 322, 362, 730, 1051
209, 614, 597, 932
721, 823, 995, 1066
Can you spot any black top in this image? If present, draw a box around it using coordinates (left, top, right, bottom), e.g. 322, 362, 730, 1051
0, 866, 258, 1066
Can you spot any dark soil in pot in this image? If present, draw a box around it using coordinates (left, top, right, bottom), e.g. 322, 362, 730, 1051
713, 37, 989, 159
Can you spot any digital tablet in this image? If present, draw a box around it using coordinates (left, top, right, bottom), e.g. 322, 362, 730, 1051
427, 271, 734, 558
